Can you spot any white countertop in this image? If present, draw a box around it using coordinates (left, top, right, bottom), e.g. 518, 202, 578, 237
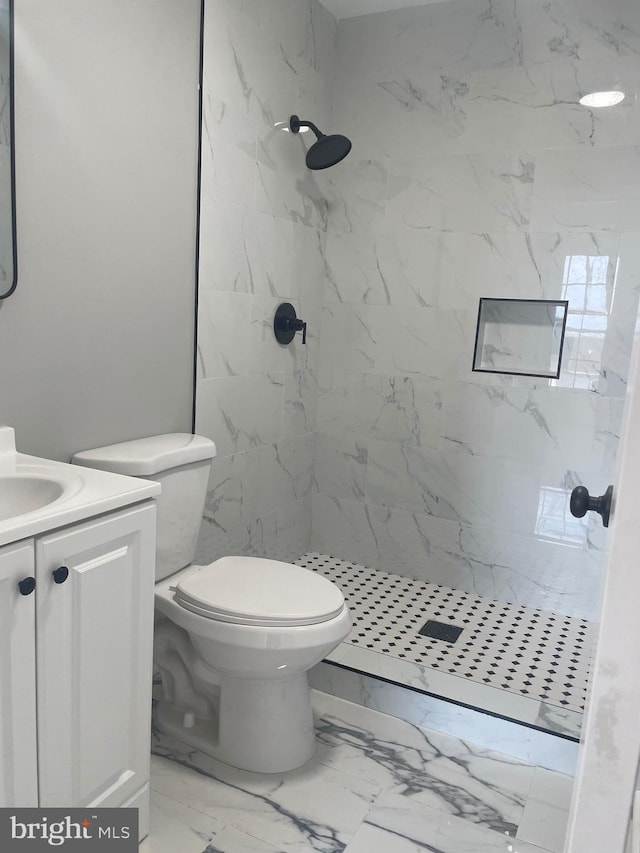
0, 428, 160, 547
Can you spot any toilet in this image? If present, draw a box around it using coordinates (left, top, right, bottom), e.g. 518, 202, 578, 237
72, 434, 351, 774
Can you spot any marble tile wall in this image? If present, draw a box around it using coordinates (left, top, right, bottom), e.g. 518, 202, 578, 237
194, 0, 336, 563
311, 0, 640, 620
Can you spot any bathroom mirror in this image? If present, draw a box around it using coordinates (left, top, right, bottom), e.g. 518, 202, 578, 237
0, 0, 16, 299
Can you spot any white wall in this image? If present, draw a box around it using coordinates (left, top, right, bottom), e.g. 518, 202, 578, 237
0, 0, 201, 461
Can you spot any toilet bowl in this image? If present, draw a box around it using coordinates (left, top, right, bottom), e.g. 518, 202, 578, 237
72, 434, 351, 774
154, 557, 350, 772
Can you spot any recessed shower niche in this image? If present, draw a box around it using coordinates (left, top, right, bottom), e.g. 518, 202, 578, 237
472, 298, 569, 379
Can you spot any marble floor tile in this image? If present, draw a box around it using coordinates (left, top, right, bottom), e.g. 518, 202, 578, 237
151, 735, 380, 853
516, 767, 573, 852
309, 663, 580, 775
204, 826, 280, 852
343, 793, 552, 853
311, 690, 534, 835
148, 690, 572, 853
139, 789, 223, 853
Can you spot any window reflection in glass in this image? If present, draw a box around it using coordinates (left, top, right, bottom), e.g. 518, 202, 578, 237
536, 485, 586, 547
555, 254, 614, 391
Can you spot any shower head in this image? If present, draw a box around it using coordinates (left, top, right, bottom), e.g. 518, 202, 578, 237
289, 115, 352, 170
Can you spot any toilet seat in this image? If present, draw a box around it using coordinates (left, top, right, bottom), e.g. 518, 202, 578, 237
172, 556, 345, 627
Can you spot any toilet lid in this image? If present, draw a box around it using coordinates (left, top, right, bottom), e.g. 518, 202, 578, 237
173, 556, 345, 627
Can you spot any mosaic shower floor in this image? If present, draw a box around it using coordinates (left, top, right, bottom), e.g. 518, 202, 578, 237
298, 553, 596, 737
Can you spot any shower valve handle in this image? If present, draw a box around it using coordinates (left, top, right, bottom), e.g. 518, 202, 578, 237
274, 303, 307, 345
570, 484, 613, 528
290, 319, 307, 344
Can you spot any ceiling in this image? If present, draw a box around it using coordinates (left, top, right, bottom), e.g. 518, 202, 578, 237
319, 0, 442, 19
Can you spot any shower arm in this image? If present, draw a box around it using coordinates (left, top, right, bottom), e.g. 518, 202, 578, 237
289, 115, 324, 140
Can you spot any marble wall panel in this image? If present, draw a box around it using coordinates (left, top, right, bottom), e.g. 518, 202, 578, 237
194, 0, 335, 563
314, 433, 369, 502
324, 156, 388, 236
195, 374, 286, 458
324, 230, 451, 308
310, 0, 640, 617
197, 291, 254, 379
310, 493, 383, 570
256, 127, 329, 230
195, 0, 640, 616
201, 93, 257, 208
198, 201, 254, 294
310, 493, 603, 620
262, 0, 337, 81
318, 303, 377, 383
516, 0, 640, 66
283, 369, 318, 438
253, 432, 315, 518
203, 0, 296, 126
365, 441, 503, 528
386, 151, 536, 234
443, 232, 620, 310
201, 447, 262, 536
531, 146, 640, 233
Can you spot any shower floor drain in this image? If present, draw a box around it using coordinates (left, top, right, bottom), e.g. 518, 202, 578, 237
419, 619, 464, 643
297, 552, 595, 713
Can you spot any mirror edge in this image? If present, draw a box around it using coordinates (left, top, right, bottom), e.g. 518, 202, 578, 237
0, 0, 17, 300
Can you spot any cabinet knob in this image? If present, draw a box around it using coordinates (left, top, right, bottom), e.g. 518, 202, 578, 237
52, 566, 69, 584
18, 576, 36, 596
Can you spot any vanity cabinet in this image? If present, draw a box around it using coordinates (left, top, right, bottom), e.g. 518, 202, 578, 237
0, 540, 38, 807
0, 502, 155, 816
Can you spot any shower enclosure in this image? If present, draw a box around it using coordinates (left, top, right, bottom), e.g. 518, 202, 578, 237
193, 0, 640, 758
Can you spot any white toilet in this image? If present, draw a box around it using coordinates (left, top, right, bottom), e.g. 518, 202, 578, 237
72, 434, 351, 774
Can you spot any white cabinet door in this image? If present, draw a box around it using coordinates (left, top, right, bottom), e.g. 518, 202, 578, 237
35, 503, 156, 808
0, 540, 38, 807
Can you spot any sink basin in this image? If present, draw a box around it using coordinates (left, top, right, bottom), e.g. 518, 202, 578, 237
0, 475, 66, 521
0, 425, 161, 546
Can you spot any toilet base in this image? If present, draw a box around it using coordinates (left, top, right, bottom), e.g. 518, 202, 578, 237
156, 671, 316, 774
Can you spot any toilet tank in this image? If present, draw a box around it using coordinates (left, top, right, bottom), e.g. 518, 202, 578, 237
72, 434, 216, 581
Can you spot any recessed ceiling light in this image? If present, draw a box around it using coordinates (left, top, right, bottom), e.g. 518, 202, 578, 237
579, 91, 625, 108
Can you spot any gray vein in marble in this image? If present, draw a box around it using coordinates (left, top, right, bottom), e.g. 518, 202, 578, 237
279, 45, 298, 76
322, 256, 344, 303
363, 503, 381, 550
397, 446, 468, 524
375, 257, 392, 305
230, 43, 253, 116
524, 234, 544, 295
536, 703, 581, 739
443, 437, 475, 455
152, 747, 346, 853
362, 819, 444, 852
316, 716, 524, 835
497, 158, 535, 186
523, 398, 556, 443
196, 345, 207, 378
378, 80, 433, 113
229, 42, 273, 127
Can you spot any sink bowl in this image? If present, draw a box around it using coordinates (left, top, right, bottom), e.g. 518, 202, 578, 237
0, 475, 66, 521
